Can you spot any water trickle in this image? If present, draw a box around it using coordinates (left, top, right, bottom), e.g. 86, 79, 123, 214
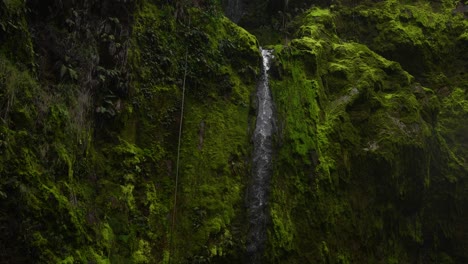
246, 48, 275, 264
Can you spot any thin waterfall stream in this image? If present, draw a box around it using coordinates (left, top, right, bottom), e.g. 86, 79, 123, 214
246, 48, 275, 263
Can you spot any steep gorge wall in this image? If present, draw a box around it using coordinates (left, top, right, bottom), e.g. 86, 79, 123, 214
0, 0, 467, 263
1, 0, 259, 262
265, 2, 468, 263
1, 0, 137, 261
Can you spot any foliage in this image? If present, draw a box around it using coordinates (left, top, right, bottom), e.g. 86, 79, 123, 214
127, 0, 261, 262
265, 4, 467, 263
0, 0, 467, 263
0, 0, 34, 65
335, 0, 468, 88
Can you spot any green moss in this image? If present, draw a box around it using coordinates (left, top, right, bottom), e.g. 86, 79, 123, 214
1, 0, 466, 262
335, 0, 468, 86
438, 87, 468, 165
0, 0, 34, 66
173, 100, 251, 261
263, 4, 467, 263
126, 1, 260, 262
132, 239, 152, 263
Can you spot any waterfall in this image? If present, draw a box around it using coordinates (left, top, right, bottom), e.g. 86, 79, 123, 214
246, 48, 275, 263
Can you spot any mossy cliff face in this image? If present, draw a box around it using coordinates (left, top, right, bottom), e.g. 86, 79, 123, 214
265, 2, 467, 263
1, 0, 259, 262
130, 2, 259, 262
335, 0, 468, 87
1, 0, 467, 263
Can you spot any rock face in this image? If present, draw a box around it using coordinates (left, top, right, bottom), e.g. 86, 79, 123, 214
266, 4, 467, 263
1, 1, 260, 262
0, 0, 467, 263
222, 0, 245, 23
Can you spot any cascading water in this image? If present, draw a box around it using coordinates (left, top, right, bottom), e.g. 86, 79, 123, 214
246, 48, 275, 263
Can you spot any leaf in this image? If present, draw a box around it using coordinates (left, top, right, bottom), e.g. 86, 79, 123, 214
69, 68, 78, 80
109, 17, 120, 24
107, 108, 116, 116
65, 18, 74, 27
96, 106, 106, 113
7, 21, 18, 29
60, 64, 67, 78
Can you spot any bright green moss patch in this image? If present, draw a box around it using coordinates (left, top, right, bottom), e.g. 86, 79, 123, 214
335, 0, 468, 87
